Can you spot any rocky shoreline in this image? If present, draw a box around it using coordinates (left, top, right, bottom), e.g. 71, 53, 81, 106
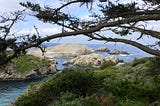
0, 44, 129, 81
0, 66, 56, 81
0, 55, 57, 81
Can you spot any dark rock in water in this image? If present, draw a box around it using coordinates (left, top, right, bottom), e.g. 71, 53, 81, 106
110, 49, 129, 55
119, 59, 124, 63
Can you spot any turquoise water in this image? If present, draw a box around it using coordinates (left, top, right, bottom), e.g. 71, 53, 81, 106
0, 79, 43, 106
0, 43, 152, 106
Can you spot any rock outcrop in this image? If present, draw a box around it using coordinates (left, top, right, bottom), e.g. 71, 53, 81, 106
110, 49, 129, 55
62, 53, 119, 66
96, 46, 110, 52
0, 60, 57, 81
27, 44, 95, 58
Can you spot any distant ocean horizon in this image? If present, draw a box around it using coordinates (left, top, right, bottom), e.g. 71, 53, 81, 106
0, 42, 153, 106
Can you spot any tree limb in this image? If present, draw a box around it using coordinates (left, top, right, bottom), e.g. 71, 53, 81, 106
120, 25, 160, 39
1, 12, 160, 65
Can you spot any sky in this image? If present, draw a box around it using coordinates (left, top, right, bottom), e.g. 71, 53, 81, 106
0, 0, 98, 44
0, 0, 159, 45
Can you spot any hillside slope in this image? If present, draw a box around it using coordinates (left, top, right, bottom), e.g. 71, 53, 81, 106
13, 56, 160, 106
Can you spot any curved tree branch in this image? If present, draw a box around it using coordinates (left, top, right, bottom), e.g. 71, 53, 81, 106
120, 25, 160, 39
86, 35, 160, 56
18, 14, 160, 53
1, 13, 160, 65
55, 1, 79, 12
132, 27, 160, 39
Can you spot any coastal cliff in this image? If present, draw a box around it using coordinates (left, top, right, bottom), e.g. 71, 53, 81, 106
0, 54, 56, 81
13, 56, 160, 106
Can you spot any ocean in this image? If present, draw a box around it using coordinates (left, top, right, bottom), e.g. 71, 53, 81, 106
48, 43, 152, 70
0, 43, 152, 106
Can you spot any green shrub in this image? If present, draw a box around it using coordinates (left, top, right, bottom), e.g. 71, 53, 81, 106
131, 56, 160, 76
10, 54, 48, 73
115, 98, 146, 106
14, 68, 101, 106
14, 57, 160, 106
131, 57, 149, 67
49, 92, 101, 106
100, 61, 116, 70
145, 56, 160, 76
56, 68, 101, 97
106, 79, 159, 104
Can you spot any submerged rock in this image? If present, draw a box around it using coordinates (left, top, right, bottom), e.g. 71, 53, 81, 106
64, 53, 119, 66
27, 44, 95, 58
96, 46, 110, 52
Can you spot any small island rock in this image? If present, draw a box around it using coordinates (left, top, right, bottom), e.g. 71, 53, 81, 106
110, 49, 129, 55
65, 53, 119, 66
96, 46, 110, 52
27, 44, 95, 58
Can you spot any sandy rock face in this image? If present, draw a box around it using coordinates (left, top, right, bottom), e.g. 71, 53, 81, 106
64, 53, 119, 66
27, 44, 95, 58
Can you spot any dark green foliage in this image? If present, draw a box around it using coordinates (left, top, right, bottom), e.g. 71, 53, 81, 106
0, 38, 17, 64
103, 56, 160, 105
143, 0, 160, 5
108, 79, 159, 103
132, 56, 160, 75
145, 56, 160, 76
101, 2, 138, 18
100, 61, 116, 69
56, 68, 100, 97
131, 57, 150, 66
0, 54, 48, 73
20, 2, 70, 23
20, 2, 41, 12
11, 54, 48, 72
14, 68, 101, 106
14, 57, 160, 106
115, 98, 146, 106
49, 92, 101, 106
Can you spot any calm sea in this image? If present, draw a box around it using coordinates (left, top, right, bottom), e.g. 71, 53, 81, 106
0, 43, 152, 106
46, 43, 152, 70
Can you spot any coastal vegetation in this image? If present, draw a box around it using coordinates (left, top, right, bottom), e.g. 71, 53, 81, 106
0, 54, 48, 73
0, 54, 52, 80
11, 54, 48, 73
13, 56, 160, 106
0, 0, 160, 105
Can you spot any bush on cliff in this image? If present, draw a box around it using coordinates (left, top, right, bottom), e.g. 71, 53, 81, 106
0, 54, 48, 73
14, 68, 102, 106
